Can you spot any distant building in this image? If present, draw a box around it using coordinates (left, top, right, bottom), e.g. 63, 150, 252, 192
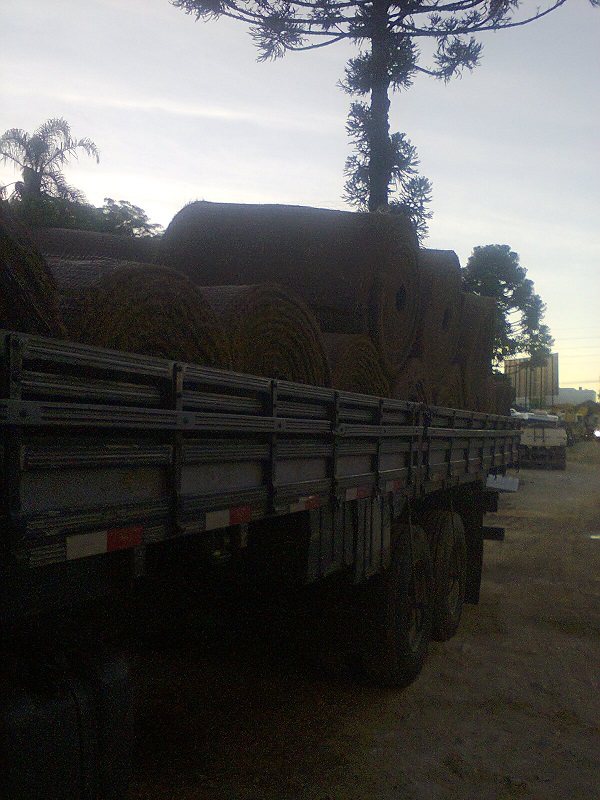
504, 353, 559, 408
557, 387, 597, 404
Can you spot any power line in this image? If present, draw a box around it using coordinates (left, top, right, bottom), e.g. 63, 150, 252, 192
554, 337, 600, 343
558, 377, 599, 383
557, 346, 600, 352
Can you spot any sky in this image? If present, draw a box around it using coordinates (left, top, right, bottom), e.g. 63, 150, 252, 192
1, 0, 599, 399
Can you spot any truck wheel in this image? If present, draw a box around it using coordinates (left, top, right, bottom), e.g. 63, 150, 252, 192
356, 523, 433, 688
0, 645, 131, 800
421, 510, 467, 642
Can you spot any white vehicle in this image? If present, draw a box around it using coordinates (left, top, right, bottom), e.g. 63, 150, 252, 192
511, 410, 567, 470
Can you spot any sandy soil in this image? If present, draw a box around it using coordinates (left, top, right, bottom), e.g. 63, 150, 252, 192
129, 442, 600, 800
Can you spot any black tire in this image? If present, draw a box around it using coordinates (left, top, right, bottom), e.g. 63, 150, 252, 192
0, 645, 131, 800
421, 510, 467, 642
356, 523, 433, 688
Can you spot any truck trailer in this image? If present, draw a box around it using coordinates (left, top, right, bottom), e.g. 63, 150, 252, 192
1, 329, 520, 799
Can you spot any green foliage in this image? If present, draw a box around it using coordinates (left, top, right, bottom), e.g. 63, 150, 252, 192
3, 195, 96, 230
99, 198, 163, 237
0, 118, 161, 238
462, 244, 554, 366
0, 118, 99, 204
343, 102, 433, 241
5, 196, 163, 238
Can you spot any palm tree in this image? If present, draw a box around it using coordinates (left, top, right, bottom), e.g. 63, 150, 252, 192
0, 118, 99, 203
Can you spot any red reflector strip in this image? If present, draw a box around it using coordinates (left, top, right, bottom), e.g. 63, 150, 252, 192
385, 479, 404, 493
346, 486, 372, 501
66, 524, 142, 561
107, 525, 143, 552
230, 505, 251, 525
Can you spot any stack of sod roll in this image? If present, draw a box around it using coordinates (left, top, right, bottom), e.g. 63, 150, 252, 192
70, 264, 233, 368
8, 202, 501, 415
200, 284, 330, 385
391, 248, 464, 407
158, 202, 421, 375
323, 333, 390, 397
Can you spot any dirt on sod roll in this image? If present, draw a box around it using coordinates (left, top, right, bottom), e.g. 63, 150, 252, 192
159, 202, 420, 373
200, 284, 330, 386
71, 264, 233, 368
45, 257, 157, 334
322, 333, 390, 397
0, 205, 65, 337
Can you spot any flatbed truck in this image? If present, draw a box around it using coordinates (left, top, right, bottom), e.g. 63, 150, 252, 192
1, 330, 520, 799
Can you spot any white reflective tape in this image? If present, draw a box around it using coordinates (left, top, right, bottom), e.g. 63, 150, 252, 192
205, 509, 232, 531
66, 531, 107, 560
289, 496, 321, 513
289, 501, 308, 513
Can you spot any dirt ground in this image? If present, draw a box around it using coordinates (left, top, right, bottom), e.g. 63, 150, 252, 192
129, 442, 600, 800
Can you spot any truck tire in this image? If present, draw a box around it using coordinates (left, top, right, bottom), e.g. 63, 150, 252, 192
421, 510, 467, 642
356, 523, 433, 688
0, 646, 131, 800
555, 447, 567, 470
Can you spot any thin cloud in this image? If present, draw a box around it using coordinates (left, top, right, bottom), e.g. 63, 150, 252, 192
1, 84, 341, 133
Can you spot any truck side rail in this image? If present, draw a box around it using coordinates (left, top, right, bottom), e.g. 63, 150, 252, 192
1, 331, 520, 569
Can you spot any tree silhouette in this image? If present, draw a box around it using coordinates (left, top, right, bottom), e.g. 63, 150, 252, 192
342, 101, 433, 241
171, 0, 594, 212
462, 244, 554, 366
0, 118, 99, 204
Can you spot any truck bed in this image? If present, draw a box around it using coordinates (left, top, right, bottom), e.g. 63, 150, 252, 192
1, 330, 520, 575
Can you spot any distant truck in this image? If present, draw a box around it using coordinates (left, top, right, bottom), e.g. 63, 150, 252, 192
511, 410, 567, 470
0, 330, 520, 799
549, 401, 600, 445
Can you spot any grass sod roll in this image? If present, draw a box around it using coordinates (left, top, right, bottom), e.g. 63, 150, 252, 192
46, 258, 157, 335
72, 264, 233, 368
31, 227, 161, 264
391, 357, 432, 405
322, 333, 390, 397
490, 372, 514, 416
413, 249, 462, 375
159, 202, 420, 373
200, 284, 331, 386
0, 205, 65, 337
429, 362, 466, 410
457, 293, 497, 412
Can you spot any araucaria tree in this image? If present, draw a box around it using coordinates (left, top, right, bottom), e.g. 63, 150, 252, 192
462, 244, 554, 366
171, 0, 593, 215
0, 118, 99, 204
342, 101, 433, 241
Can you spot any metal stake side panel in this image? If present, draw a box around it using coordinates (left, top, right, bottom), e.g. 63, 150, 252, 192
1, 331, 520, 579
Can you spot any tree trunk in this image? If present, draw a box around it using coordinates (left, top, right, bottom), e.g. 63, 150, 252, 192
367, 0, 392, 212
22, 166, 43, 200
